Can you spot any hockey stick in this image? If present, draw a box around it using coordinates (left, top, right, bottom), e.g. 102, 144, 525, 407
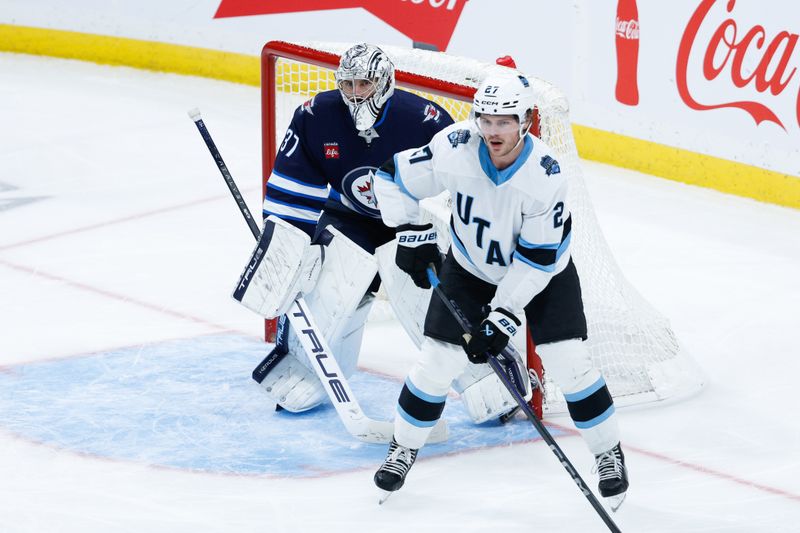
187, 108, 447, 444
426, 267, 622, 533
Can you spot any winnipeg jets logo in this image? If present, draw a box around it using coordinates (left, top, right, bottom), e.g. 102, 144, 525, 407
358, 127, 380, 144
422, 103, 442, 123
340, 166, 381, 218
356, 180, 377, 207
302, 97, 315, 115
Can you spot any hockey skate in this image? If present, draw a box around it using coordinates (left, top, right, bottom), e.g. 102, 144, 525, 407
593, 443, 629, 512
374, 437, 418, 504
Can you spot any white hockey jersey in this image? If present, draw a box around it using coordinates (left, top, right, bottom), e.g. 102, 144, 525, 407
374, 120, 573, 315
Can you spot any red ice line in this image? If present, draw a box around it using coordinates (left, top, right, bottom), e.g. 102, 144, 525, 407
0, 191, 257, 252
0, 190, 260, 339
2, 195, 798, 505
0, 257, 236, 334
625, 443, 800, 503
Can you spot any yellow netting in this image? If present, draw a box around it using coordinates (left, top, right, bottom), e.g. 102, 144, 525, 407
268, 47, 704, 413
275, 60, 472, 121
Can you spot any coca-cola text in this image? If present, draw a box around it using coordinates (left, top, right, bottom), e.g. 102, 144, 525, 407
615, 0, 640, 105
677, 0, 799, 130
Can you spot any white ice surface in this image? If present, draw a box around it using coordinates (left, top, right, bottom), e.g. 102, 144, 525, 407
1, 52, 799, 532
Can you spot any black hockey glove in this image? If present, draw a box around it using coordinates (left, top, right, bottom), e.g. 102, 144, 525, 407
395, 223, 441, 289
460, 308, 522, 364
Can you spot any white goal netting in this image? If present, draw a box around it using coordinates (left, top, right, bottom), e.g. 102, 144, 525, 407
262, 41, 705, 413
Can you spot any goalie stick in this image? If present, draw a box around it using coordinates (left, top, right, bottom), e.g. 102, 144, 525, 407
187, 108, 447, 444
426, 266, 622, 533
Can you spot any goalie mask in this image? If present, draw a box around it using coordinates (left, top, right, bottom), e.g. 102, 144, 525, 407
335, 43, 395, 131
471, 74, 535, 143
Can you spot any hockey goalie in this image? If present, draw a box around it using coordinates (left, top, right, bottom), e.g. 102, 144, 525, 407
232, 42, 531, 430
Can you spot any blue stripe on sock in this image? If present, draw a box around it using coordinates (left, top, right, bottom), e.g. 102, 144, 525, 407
573, 404, 616, 429
396, 404, 439, 428
563, 377, 607, 403
404, 378, 447, 404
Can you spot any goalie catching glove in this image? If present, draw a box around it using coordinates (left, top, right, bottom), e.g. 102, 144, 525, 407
394, 223, 441, 289
461, 307, 522, 364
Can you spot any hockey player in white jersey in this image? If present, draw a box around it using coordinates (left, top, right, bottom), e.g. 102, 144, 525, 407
372, 73, 629, 506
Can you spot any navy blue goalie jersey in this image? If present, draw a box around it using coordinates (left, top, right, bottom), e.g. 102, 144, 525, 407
263, 89, 454, 235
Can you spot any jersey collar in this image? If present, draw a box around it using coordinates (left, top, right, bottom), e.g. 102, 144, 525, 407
478, 135, 533, 186
372, 96, 393, 128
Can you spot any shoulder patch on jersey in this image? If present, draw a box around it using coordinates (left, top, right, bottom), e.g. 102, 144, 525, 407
422, 103, 443, 123
540, 155, 561, 176
301, 97, 315, 115
447, 129, 471, 148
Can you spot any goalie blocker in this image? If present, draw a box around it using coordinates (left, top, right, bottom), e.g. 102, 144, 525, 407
233, 215, 323, 320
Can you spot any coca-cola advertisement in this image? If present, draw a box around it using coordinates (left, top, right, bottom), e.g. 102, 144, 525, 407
1, 0, 797, 187
615, 0, 640, 105
677, 0, 799, 132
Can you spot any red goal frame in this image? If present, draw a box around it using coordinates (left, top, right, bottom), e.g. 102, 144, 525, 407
260, 40, 544, 417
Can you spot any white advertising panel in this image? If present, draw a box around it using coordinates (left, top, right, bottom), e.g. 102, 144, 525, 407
1, 0, 798, 183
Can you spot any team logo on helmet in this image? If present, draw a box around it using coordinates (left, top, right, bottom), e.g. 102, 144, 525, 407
340, 166, 381, 218
340, 43, 368, 69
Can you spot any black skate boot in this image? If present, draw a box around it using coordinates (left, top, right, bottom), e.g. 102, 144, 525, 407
594, 442, 629, 511
374, 437, 418, 503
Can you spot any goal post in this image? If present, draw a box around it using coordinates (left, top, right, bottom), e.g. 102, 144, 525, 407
260, 40, 705, 415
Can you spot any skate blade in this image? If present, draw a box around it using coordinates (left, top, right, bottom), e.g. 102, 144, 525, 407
378, 489, 394, 505
607, 492, 627, 512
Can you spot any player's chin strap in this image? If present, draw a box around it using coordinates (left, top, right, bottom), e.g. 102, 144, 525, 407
425, 265, 622, 533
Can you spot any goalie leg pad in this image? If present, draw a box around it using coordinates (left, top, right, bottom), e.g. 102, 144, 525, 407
302, 226, 377, 344
374, 240, 433, 350
327, 293, 375, 378
537, 339, 619, 454
253, 227, 377, 413
454, 348, 532, 424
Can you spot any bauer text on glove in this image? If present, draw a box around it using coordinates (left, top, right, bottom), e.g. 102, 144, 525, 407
394, 223, 441, 289
460, 308, 521, 364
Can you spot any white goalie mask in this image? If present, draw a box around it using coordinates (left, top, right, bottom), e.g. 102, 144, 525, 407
471, 74, 536, 142
335, 43, 396, 131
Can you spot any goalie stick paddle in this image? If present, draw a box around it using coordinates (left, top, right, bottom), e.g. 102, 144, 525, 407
187, 109, 447, 445
426, 266, 622, 533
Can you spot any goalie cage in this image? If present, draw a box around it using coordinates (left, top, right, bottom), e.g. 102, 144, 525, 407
260, 40, 705, 416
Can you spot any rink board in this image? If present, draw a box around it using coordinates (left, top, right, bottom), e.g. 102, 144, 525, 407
0, 334, 556, 477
